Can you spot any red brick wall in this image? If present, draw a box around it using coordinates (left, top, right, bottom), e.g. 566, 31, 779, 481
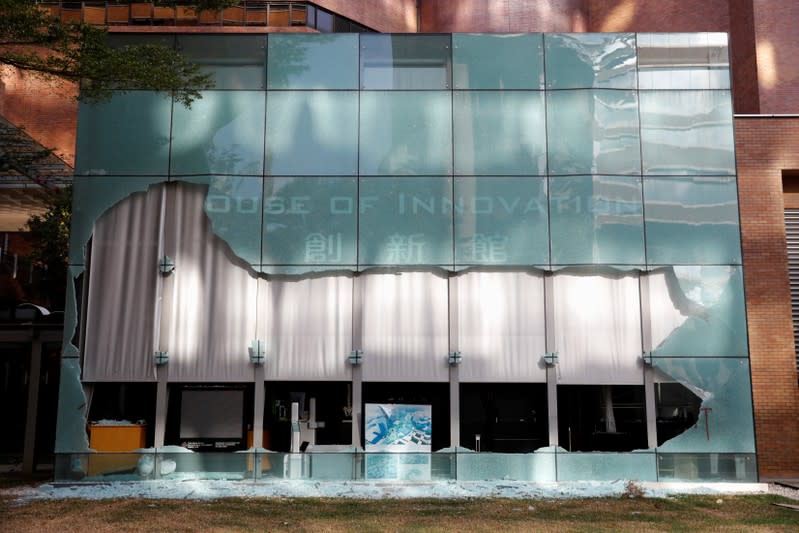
735, 117, 799, 478
752, 0, 799, 113
728, 0, 760, 114
420, 0, 587, 32
315, 0, 417, 32
0, 66, 77, 167
586, 0, 730, 32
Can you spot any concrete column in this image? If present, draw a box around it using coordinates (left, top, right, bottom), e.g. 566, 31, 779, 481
154, 365, 168, 448
253, 365, 265, 449
153, 184, 171, 449
544, 273, 559, 447
351, 273, 363, 448
448, 274, 460, 448
639, 273, 658, 449
22, 336, 42, 473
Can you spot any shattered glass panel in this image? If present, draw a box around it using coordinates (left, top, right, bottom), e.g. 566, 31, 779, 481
549, 176, 644, 266
262, 177, 357, 267
171, 91, 265, 176
82, 188, 162, 381
61, 266, 83, 359
176, 176, 263, 266
546, 90, 641, 176
54, 358, 90, 453
555, 452, 657, 481
453, 91, 547, 176
75, 91, 172, 176
654, 357, 755, 453
644, 177, 742, 265
70, 176, 164, 265
266, 91, 358, 176
640, 90, 735, 176
359, 91, 452, 176
648, 266, 748, 357
358, 177, 453, 266
544, 33, 637, 89
454, 177, 548, 266
267, 33, 358, 90
452, 33, 544, 90
82, 453, 157, 481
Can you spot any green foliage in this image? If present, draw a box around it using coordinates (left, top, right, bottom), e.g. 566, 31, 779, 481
0, 0, 241, 106
25, 185, 71, 274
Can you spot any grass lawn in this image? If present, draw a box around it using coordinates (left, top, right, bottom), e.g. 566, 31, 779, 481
1, 491, 799, 532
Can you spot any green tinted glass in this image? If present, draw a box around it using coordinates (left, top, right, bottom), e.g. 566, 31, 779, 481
550, 176, 644, 266
75, 92, 172, 176
267, 33, 358, 89
262, 177, 357, 267
546, 90, 640, 175
175, 176, 263, 265
644, 176, 741, 265
360, 34, 451, 90
638, 33, 730, 90
454, 177, 548, 265
545, 33, 637, 89
359, 92, 452, 176
654, 357, 755, 453
177, 35, 266, 90
640, 90, 735, 175
266, 91, 358, 176
171, 91, 265, 176
452, 33, 544, 89
648, 266, 748, 357
453, 91, 546, 176
359, 177, 453, 266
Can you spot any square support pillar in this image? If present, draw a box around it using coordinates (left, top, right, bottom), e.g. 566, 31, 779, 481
351, 273, 363, 448
22, 336, 42, 474
639, 273, 658, 449
253, 366, 265, 450
544, 273, 559, 447
448, 274, 460, 448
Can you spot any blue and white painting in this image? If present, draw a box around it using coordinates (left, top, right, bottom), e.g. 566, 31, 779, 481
364, 403, 432, 452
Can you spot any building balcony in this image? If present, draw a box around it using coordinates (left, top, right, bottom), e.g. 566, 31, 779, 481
36, 1, 373, 32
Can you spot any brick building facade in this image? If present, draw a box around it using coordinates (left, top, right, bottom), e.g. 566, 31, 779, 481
2, 0, 797, 479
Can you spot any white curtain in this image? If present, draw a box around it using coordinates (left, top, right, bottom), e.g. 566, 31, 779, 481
161, 183, 257, 382
261, 275, 353, 380
360, 271, 449, 382
82, 187, 161, 381
457, 271, 546, 382
648, 268, 691, 352
553, 271, 643, 384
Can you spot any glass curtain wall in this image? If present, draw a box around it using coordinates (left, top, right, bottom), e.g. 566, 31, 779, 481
57, 32, 754, 482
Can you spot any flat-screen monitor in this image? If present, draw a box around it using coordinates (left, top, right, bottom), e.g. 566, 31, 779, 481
179, 388, 244, 450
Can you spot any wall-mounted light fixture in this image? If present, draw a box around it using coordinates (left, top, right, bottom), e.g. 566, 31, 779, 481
159, 255, 175, 275
250, 339, 266, 365
543, 351, 559, 366
153, 351, 169, 366
448, 351, 462, 365
349, 349, 363, 366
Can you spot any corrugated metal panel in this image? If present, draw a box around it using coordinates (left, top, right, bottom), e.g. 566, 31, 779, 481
784, 209, 799, 370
